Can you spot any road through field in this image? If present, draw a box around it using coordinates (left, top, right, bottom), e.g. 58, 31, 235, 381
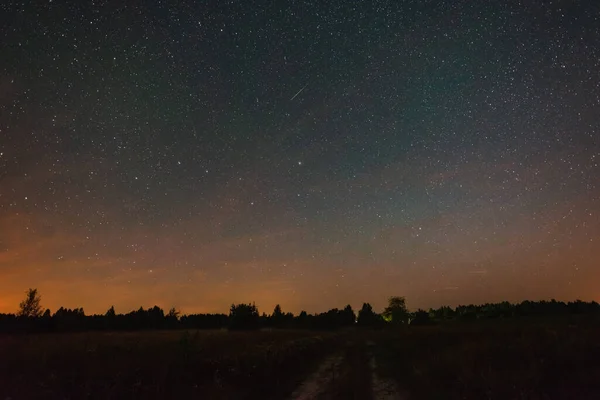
288, 339, 405, 400
288, 353, 345, 399
367, 340, 406, 400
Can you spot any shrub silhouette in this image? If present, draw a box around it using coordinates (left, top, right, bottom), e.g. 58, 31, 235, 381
410, 309, 433, 325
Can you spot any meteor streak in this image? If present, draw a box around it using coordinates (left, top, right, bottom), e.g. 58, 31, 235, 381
290, 83, 308, 101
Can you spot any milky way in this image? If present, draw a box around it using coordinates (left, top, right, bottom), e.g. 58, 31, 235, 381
1, 1, 599, 314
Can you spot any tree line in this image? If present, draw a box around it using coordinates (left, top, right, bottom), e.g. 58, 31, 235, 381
1, 288, 599, 333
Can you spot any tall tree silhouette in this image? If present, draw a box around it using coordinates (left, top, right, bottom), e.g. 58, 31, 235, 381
105, 306, 116, 318
18, 288, 43, 317
357, 303, 382, 326
272, 304, 283, 318
167, 307, 180, 318
341, 304, 356, 326
383, 296, 409, 325
271, 304, 284, 327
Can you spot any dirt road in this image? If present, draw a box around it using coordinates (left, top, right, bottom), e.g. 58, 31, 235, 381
288, 339, 405, 400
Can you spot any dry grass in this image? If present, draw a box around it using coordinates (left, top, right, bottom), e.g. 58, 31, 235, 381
0, 329, 341, 399
4, 320, 598, 399
373, 318, 600, 399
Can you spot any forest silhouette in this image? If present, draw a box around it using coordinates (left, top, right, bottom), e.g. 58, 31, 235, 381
1, 288, 599, 333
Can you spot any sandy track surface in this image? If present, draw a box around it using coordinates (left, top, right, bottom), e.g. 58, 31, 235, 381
288, 340, 407, 400
288, 353, 345, 399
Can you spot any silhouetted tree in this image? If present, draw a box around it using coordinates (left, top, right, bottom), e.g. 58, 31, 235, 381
148, 306, 165, 329
167, 307, 180, 319
229, 303, 260, 330
410, 309, 433, 325
18, 288, 43, 317
357, 303, 383, 327
429, 305, 455, 321
105, 306, 116, 318
271, 304, 284, 327
306, 307, 359, 330
3, 293, 600, 334
272, 304, 283, 318
165, 307, 180, 328
102, 306, 116, 330
383, 296, 409, 325
341, 305, 356, 326
293, 310, 306, 327
456, 304, 478, 321
52, 307, 86, 331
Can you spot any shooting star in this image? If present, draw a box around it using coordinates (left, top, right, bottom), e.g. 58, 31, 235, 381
290, 83, 308, 101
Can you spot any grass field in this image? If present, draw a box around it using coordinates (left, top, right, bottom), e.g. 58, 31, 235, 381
0, 329, 342, 399
373, 318, 600, 399
2, 319, 600, 399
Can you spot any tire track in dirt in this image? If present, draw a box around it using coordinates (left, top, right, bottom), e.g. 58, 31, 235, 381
287, 353, 345, 399
367, 340, 407, 400
289, 338, 407, 400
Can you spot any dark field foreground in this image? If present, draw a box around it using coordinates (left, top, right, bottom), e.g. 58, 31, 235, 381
0, 330, 342, 399
2, 319, 600, 399
374, 319, 600, 400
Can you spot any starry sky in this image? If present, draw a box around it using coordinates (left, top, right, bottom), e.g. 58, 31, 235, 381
1, 1, 599, 315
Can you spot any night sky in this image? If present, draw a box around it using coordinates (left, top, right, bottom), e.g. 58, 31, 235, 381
1, 1, 599, 315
